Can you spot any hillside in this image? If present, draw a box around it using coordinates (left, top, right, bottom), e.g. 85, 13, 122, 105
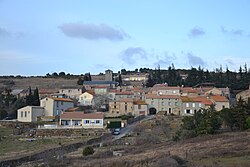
0, 77, 78, 90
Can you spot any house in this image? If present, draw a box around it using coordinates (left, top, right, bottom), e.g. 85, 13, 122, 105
145, 94, 180, 115
180, 96, 212, 116
114, 91, 134, 101
109, 99, 148, 117
83, 81, 118, 90
180, 87, 200, 97
210, 95, 230, 111
93, 86, 109, 95
40, 97, 74, 116
236, 86, 250, 102
109, 99, 134, 116
60, 112, 104, 128
59, 86, 83, 99
78, 92, 94, 106
150, 84, 181, 96
122, 73, 148, 82
17, 106, 44, 122
39, 88, 59, 99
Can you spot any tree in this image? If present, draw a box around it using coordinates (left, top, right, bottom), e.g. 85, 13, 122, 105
0, 108, 7, 120
146, 74, 155, 87
26, 86, 33, 105
77, 77, 84, 85
33, 87, 40, 106
52, 72, 58, 77
59, 72, 66, 77
82, 146, 94, 156
118, 74, 122, 86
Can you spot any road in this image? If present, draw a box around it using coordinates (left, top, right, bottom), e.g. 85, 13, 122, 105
112, 115, 155, 141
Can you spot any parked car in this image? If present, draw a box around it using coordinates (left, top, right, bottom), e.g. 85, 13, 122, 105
112, 128, 121, 135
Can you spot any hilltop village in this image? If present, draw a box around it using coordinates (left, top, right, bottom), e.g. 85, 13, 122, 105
0, 69, 240, 125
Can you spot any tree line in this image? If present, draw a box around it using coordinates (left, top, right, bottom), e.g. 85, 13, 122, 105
146, 64, 250, 90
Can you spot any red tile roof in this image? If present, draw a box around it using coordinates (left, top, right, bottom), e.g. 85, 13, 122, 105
60, 112, 104, 119
115, 91, 133, 95
210, 95, 229, 102
192, 97, 213, 106
145, 94, 179, 99
52, 98, 73, 102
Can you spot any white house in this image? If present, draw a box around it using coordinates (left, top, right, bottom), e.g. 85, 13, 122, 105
60, 112, 104, 128
17, 106, 44, 122
40, 97, 74, 116
78, 92, 94, 106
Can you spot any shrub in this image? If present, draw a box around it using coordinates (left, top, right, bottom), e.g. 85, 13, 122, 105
82, 146, 94, 156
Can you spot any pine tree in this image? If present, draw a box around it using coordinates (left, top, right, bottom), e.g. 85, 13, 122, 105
33, 87, 40, 106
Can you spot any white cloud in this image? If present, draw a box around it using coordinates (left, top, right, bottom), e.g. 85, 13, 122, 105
58, 23, 129, 41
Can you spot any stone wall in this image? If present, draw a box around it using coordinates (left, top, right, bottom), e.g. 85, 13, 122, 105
36, 128, 107, 137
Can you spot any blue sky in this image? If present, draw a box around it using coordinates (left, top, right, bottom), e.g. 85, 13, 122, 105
0, 0, 250, 75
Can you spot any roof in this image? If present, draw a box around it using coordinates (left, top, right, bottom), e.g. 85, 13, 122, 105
192, 97, 213, 106
83, 81, 118, 85
60, 86, 82, 89
145, 94, 179, 99
51, 98, 74, 102
60, 112, 104, 119
133, 100, 147, 105
180, 87, 199, 93
118, 98, 134, 103
210, 95, 229, 102
11, 89, 24, 95
115, 91, 133, 95
93, 85, 109, 89
65, 107, 79, 112
180, 96, 195, 102
181, 96, 213, 105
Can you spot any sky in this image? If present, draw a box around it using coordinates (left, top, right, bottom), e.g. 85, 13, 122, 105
0, 0, 250, 76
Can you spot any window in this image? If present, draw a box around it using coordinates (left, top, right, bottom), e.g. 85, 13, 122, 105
222, 105, 225, 109
173, 90, 176, 94
175, 102, 178, 106
25, 111, 27, 117
199, 103, 202, 107
56, 101, 59, 107
168, 102, 171, 106
186, 109, 191, 114
161, 101, 164, 106
61, 101, 63, 105
169, 108, 172, 113
151, 101, 154, 105
114, 105, 116, 109
96, 120, 100, 124
21, 111, 23, 117
192, 103, 195, 107
186, 103, 189, 107
138, 105, 141, 109
85, 120, 90, 124
125, 105, 127, 111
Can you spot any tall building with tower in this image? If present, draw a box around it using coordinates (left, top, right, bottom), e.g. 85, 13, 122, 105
105, 69, 113, 81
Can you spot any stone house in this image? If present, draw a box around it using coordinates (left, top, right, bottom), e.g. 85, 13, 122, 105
209, 95, 230, 111
59, 86, 83, 99
145, 94, 180, 115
